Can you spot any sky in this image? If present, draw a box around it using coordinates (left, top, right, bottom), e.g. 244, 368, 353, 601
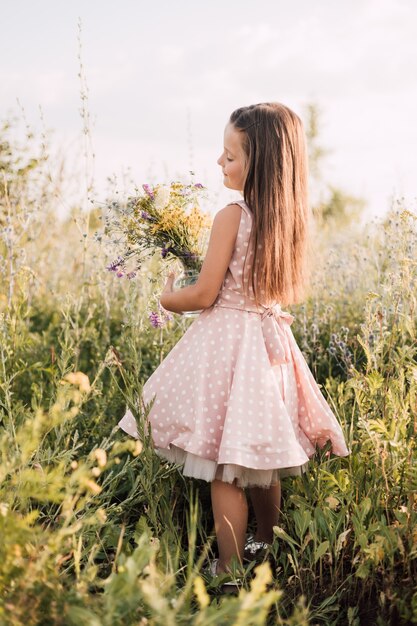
1, 0, 416, 223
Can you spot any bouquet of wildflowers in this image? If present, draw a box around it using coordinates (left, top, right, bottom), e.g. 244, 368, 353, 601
104, 179, 212, 280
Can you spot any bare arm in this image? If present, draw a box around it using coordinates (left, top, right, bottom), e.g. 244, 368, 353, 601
160, 203, 242, 314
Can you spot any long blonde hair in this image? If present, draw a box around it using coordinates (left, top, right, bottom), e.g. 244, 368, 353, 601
230, 102, 313, 308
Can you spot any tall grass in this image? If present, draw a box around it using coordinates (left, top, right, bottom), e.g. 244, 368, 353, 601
1, 108, 417, 624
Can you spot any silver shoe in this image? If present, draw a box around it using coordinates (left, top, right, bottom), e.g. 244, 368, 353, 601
243, 533, 271, 562
203, 557, 245, 589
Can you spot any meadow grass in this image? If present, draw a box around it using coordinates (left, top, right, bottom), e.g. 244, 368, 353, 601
0, 117, 416, 626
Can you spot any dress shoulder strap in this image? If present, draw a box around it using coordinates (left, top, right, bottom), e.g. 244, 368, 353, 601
226, 198, 251, 217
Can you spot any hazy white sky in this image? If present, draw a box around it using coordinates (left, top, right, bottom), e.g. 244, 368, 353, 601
1, 0, 416, 222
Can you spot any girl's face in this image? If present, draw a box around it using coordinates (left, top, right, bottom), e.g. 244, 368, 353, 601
217, 122, 247, 192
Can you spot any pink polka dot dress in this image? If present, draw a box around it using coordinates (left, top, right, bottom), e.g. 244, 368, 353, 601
118, 199, 350, 488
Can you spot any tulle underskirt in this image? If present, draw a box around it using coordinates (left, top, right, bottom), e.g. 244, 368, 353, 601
155, 443, 310, 489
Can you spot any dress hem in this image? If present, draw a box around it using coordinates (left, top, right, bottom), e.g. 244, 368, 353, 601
154, 442, 310, 488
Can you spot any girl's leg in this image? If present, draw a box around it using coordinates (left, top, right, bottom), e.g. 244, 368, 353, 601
210, 478, 248, 573
248, 481, 281, 543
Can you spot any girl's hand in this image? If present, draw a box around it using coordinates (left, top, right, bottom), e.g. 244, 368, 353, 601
162, 271, 176, 295
160, 271, 176, 310
160, 271, 184, 315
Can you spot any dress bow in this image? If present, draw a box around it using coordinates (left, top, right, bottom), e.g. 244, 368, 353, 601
260, 305, 295, 325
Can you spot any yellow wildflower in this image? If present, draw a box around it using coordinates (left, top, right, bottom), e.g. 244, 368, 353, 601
62, 371, 91, 393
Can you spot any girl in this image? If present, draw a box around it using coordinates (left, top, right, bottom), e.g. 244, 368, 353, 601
118, 102, 350, 585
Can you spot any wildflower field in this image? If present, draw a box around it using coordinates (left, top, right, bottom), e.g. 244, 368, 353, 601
1, 117, 417, 626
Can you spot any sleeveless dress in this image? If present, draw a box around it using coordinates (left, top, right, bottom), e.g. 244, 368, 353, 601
117, 199, 350, 488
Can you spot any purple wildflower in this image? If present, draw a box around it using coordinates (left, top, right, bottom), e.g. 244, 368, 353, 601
146, 302, 174, 328
149, 311, 163, 328
142, 184, 155, 199
141, 210, 152, 220
161, 246, 174, 258
116, 270, 124, 278
127, 271, 137, 279
194, 182, 204, 189
107, 256, 124, 272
